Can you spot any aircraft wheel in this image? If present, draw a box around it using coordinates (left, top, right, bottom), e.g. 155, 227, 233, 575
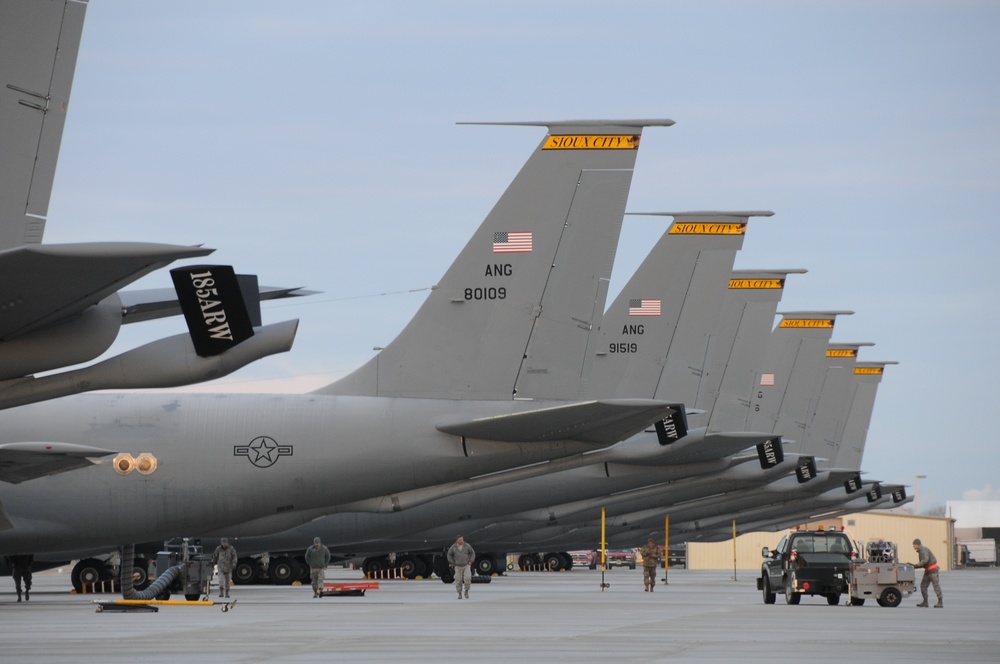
557, 552, 572, 570
762, 576, 776, 604
544, 553, 564, 571
185, 593, 201, 601
293, 557, 310, 583
269, 556, 297, 585
517, 554, 536, 571
879, 586, 903, 608
474, 554, 498, 576
131, 556, 151, 591
72, 558, 110, 592
234, 558, 259, 585
399, 554, 422, 579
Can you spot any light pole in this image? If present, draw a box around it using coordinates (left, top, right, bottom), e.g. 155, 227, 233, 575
914, 474, 927, 513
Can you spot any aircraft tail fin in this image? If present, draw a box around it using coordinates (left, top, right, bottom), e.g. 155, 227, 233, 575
583, 212, 770, 403
746, 311, 852, 440
318, 120, 673, 400
832, 361, 897, 468
0, 0, 86, 248
701, 269, 806, 432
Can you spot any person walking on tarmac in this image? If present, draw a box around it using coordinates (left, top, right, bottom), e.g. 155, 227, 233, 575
447, 535, 476, 599
212, 538, 237, 598
305, 537, 331, 598
912, 538, 943, 607
638, 538, 662, 592
7, 554, 33, 602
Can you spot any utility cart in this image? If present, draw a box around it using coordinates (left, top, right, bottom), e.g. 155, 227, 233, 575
848, 541, 916, 607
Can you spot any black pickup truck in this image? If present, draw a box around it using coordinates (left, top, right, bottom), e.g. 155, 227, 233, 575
757, 529, 858, 606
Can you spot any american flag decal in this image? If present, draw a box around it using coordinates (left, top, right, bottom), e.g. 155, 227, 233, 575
628, 299, 661, 316
760, 373, 775, 386
493, 231, 533, 253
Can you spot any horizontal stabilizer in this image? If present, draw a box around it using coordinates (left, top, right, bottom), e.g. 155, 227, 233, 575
0, 442, 116, 484
120, 285, 315, 324
437, 399, 679, 445
0, 242, 213, 339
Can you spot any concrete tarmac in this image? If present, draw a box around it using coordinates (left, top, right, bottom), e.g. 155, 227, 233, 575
2, 567, 999, 663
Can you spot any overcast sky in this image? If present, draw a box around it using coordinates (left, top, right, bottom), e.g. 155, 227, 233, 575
47, 1, 1000, 510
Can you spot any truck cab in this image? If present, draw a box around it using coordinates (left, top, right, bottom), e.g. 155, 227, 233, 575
758, 529, 857, 605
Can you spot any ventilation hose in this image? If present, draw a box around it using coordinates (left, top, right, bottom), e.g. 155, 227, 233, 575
120, 544, 184, 600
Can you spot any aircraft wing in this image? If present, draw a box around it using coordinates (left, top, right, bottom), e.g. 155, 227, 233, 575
0, 442, 116, 484
437, 399, 680, 445
0, 242, 212, 339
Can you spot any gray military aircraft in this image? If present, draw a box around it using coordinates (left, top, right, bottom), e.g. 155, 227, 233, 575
449, 310, 862, 555
0, 119, 679, 581
201, 240, 815, 581
0, 0, 305, 424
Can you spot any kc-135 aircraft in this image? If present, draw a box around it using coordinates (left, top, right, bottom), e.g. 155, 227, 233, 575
0, 118, 681, 571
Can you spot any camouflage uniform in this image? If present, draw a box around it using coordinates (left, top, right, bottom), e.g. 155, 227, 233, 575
212, 541, 237, 598
447, 537, 476, 599
638, 541, 662, 592
912, 539, 942, 607
304, 539, 332, 597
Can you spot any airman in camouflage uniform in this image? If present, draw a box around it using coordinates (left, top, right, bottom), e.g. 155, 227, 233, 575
912, 538, 943, 607
638, 538, 662, 592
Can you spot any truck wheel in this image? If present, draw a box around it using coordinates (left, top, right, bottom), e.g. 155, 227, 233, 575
879, 587, 903, 608
761, 576, 776, 604
784, 578, 801, 605
826, 593, 841, 606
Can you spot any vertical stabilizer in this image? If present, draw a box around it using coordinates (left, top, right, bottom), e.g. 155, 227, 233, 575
0, 0, 86, 249
833, 361, 896, 469
799, 342, 873, 461
318, 120, 673, 399
701, 269, 807, 433
746, 311, 852, 439
578, 212, 771, 402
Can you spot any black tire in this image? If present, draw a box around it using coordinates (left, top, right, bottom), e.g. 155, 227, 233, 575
185, 593, 201, 602
827, 593, 841, 606
234, 558, 259, 585
544, 553, 564, 571
131, 556, 152, 591
399, 554, 422, 579
850, 596, 865, 606
517, 554, 538, 571
762, 576, 776, 604
784, 577, 801, 605
879, 586, 903, 608
629, 563, 636, 570
474, 554, 498, 577
269, 556, 297, 585
558, 552, 572, 571
293, 557, 310, 583
72, 558, 110, 593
